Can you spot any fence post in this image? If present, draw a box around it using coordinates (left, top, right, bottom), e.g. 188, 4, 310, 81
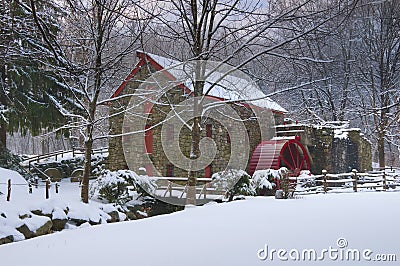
29, 183, 32, 194
7, 179, 11, 201
352, 169, 358, 192
383, 171, 387, 191
35, 177, 38, 188
46, 179, 50, 199
55, 182, 59, 194
322, 169, 328, 193
72, 147, 75, 157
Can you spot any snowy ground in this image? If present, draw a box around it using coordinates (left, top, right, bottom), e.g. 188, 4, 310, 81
0, 167, 125, 242
1, 183, 399, 265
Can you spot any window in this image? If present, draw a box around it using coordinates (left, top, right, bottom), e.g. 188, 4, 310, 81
206, 124, 212, 138
167, 164, 174, 177
205, 165, 212, 178
144, 125, 153, 154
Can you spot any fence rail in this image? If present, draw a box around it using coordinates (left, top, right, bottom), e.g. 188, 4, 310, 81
0, 178, 60, 202
152, 177, 224, 200
22, 147, 108, 170
294, 168, 400, 194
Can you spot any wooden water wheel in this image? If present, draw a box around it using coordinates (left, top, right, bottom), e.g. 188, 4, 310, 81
248, 139, 310, 176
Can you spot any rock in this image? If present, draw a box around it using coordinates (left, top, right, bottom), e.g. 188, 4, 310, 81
88, 219, 101, 226
1, 213, 6, 218
51, 208, 68, 231
0, 235, 13, 245
31, 210, 52, 218
35, 220, 53, 236
19, 213, 32, 219
106, 211, 120, 223
126, 211, 138, 220
17, 216, 53, 238
44, 168, 63, 182
52, 219, 67, 231
68, 218, 88, 226
136, 209, 148, 219
16, 224, 35, 239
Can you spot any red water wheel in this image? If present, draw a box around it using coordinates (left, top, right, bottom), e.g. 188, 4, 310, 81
248, 139, 310, 176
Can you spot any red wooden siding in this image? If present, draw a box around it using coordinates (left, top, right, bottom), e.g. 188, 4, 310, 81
205, 165, 212, 178
144, 125, 153, 154
144, 100, 153, 114
145, 164, 153, 176
206, 124, 212, 138
167, 164, 174, 177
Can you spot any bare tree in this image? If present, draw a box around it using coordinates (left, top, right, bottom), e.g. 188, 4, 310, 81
142, 0, 359, 204
352, 0, 400, 168
28, 0, 148, 203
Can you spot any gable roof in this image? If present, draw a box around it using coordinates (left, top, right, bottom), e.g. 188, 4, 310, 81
111, 51, 287, 114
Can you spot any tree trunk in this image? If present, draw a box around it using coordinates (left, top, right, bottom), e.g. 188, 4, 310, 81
81, 132, 93, 203
80, 1, 103, 203
186, 59, 205, 205
186, 115, 200, 205
0, 64, 7, 149
377, 132, 385, 169
0, 122, 5, 149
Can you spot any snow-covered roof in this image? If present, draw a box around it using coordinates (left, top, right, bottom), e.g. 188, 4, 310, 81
138, 51, 287, 113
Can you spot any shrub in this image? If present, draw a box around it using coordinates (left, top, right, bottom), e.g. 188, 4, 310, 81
90, 170, 157, 205
251, 167, 289, 196
211, 169, 256, 201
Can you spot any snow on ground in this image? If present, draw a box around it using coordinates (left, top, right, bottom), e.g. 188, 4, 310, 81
0, 190, 399, 265
0, 167, 114, 240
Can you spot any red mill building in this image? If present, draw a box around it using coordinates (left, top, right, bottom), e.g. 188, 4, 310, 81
108, 51, 371, 177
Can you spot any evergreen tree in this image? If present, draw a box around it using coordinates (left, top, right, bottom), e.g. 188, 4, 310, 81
0, 0, 72, 148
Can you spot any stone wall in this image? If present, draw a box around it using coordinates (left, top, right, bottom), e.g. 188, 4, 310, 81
108, 64, 156, 171
276, 124, 373, 174
108, 62, 283, 177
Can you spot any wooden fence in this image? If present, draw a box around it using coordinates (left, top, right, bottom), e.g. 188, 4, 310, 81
292, 167, 400, 194
22, 146, 108, 170
0, 178, 60, 202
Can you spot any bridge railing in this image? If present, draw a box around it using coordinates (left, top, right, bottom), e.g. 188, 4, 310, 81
21, 147, 108, 170
151, 177, 225, 200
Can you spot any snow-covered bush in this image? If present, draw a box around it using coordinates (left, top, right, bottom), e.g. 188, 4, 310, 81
296, 170, 316, 189
251, 167, 289, 196
0, 148, 34, 181
90, 170, 157, 205
211, 169, 256, 201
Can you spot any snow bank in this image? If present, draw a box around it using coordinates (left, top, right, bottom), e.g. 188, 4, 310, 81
0, 192, 399, 266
